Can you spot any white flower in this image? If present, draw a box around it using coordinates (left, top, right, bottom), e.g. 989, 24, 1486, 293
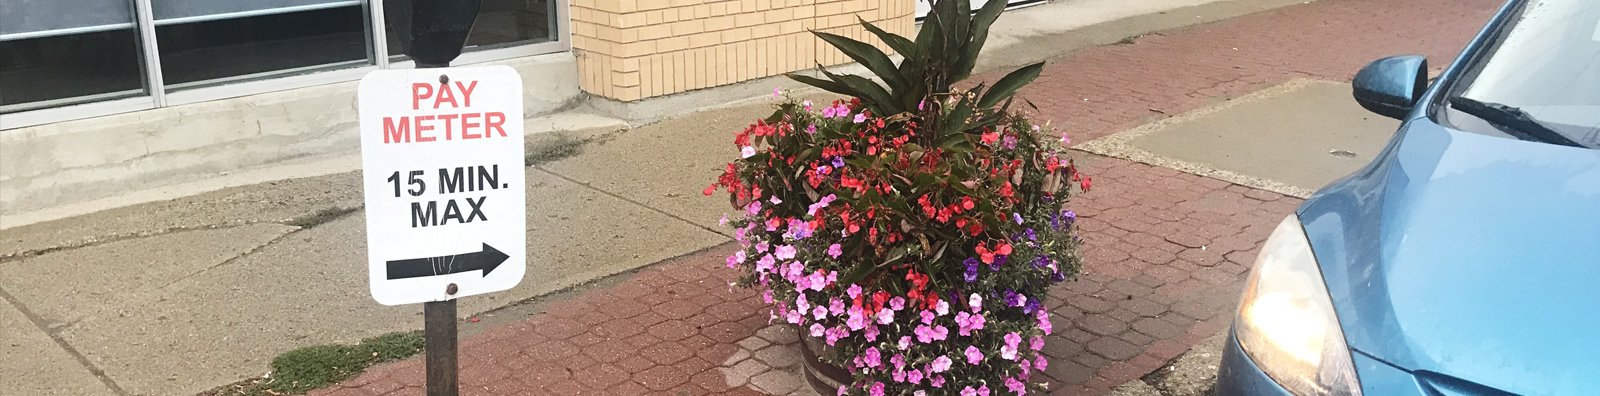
740, 146, 756, 158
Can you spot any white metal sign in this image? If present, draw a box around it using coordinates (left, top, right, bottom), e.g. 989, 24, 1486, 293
358, 66, 526, 306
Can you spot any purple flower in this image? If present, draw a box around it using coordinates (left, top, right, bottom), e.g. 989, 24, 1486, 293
1024, 298, 1042, 314
990, 254, 1007, 270
832, 156, 846, 168
1012, 212, 1024, 224
1024, 228, 1037, 241
964, 345, 984, 364
1002, 135, 1018, 150
963, 260, 980, 283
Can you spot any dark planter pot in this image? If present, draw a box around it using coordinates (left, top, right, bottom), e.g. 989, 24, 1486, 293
798, 330, 853, 394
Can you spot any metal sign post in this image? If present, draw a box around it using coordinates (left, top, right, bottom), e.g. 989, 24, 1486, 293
363, 2, 501, 396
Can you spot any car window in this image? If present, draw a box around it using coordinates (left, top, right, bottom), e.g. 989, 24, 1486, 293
1448, 0, 1600, 148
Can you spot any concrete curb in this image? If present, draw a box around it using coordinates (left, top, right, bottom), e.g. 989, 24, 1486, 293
1073, 79, 1323, 199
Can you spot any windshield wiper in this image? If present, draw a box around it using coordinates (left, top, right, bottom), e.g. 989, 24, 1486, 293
1448, 97, 1585, 148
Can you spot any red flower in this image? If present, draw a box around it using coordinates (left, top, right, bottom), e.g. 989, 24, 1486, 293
981, 131, 1000, 145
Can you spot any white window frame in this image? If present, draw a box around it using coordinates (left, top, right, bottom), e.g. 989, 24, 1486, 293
1, 0, 571, 130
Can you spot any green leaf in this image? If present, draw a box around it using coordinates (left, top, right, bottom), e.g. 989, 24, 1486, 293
814, 31, 909, 93
860, 18, 916, 59
820, 68, 904, 115
787, 72, 860, 98
952, 0, 1007, 81
977, 61, 1044, 108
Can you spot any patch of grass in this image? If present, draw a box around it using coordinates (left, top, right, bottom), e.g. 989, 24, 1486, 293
525, 134, 586, 166
202, 331, 424, 396
1116, 34, 1143, 45
284, 206, 359, 228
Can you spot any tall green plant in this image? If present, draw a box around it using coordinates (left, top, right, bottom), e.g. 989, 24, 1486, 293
788, 0, 1044, 133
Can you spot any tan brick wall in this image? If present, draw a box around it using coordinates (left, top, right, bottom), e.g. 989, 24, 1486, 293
570, 0, 915, 101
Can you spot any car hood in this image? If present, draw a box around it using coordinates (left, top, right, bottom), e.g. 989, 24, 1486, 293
1298, 120, 1600, 394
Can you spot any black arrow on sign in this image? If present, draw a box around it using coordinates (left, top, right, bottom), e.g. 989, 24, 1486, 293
386, 243, 510, 280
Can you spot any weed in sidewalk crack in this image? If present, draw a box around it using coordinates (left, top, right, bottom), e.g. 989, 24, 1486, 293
284, 206, 359, 228
525, 134, 587, 166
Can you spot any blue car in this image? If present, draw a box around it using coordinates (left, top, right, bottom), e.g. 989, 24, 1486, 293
1215, 0, 1600, 394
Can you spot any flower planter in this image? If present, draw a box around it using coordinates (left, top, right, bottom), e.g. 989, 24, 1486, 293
798, 330, 852, 394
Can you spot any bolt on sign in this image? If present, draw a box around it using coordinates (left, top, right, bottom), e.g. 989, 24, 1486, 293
358, 66, 526, 306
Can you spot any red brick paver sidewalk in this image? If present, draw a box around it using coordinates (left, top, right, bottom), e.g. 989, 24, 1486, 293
315, 0, 1497, 394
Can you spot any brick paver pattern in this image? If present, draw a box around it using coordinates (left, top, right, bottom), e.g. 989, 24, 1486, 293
315, 0, 1497, 394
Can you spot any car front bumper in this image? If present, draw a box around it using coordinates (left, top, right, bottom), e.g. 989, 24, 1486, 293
1216, 327, 1433, 395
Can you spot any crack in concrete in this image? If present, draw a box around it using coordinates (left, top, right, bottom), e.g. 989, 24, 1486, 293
530, 166, 732, 239
0, 285, 132, 396
0, 206, 363, 265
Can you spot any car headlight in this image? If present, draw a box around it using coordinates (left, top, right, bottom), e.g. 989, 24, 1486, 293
1235, 215, 1361, 395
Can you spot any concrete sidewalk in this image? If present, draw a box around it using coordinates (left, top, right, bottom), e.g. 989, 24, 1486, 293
0, 0, 1497, 395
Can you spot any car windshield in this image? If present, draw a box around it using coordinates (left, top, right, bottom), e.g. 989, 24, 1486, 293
1448, 0, 1600, 148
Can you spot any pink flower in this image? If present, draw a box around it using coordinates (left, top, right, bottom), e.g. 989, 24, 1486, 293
1031, 335, 1045, 351
741, 146, 756, 158
897, 336, 911, 350
827, 243, 843, 258
829, 298, 846, 316
1034, 355, 1049, 371
809, 323, 825, 337
1005, 377, 1025, 395
803, 100, 813, 111
846, 309, 867, 330
969, 293, 983, 312
785, 309, 802, 324
955, 312, 986, 336
964, 345, 984, 364
795, 294, 810, 313
774, 245, 797, 260
920, 310, 935, 325
762, 290, 773, 304
870, 382, 885, 396
890, 353, 906, 369
825, 326, 846, 345
864, 324, 879, 341
889, 297, 906, 311
1001, 332, 1022, 360
928, 355, 953, 373
930, 375, 945, 388
935, 300, 950, 316
746, 201, 762, 215
807, 124, 818, 134
769, 195, 783, 205
807, 271, 827, 291
863, 347, 882, 368
961, 387, 978, 396
907, 369, 924, 384
978, 385, 991, 396
847, 284, 863, 299
853, 113, 867, 123
875, 308, 894, 324
1037, 311, 1053, 335
812, 306, 827, 320
837, 385, 848, 396
1020, 358, 1032, 376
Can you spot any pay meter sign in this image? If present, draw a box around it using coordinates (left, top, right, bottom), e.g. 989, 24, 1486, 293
358, 66, 526, 306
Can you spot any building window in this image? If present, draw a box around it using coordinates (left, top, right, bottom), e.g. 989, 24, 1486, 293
2, 0, 567, 125
383, 0, 559, 59
0, 0, 146, 113
154, 3, 371, 88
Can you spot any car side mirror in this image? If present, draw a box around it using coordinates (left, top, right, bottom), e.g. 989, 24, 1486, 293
1352, 55, 1428, 120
